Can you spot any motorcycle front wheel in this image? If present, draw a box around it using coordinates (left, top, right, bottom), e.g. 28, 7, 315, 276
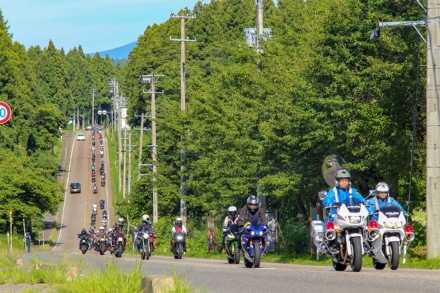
350, 237, 363, 272
389, 241, 400, 270
233, 243, 240, 264
145, 240, 150, 260
253, 241, 261, 268
100, 243, 106, 255
115, 244, 123, 258
140, 241, 146, 260
176, 243, 183, 259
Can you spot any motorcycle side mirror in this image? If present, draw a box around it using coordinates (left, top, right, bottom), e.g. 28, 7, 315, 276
318, 190, 327, 201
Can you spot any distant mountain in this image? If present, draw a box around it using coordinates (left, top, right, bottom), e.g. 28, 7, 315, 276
88, 41, 137, 60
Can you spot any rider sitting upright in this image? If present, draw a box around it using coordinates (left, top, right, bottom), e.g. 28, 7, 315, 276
170, 217, 187, 252
136, 214, 155, 250
221, 206, 238, 250
323, 169, 366, 222
367, 182, 406, 220
77, 228, 89, 249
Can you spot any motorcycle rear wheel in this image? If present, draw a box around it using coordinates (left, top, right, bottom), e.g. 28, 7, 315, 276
373, 259, 386, 270
332, 260, 347, 271
389, 241, 400, 270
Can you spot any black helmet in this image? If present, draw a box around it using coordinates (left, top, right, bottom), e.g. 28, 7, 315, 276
247, 195, 259, 213
81, 228, 87, 234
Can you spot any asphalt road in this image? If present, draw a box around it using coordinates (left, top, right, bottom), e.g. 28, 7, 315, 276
52, 129, 114, 252
33, 129, 440, 293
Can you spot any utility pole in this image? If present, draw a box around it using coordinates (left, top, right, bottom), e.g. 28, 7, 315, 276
170, 13, 196, 225
123, 127, 127, 199
92, 89, 95, 126
128, 130, 132, 194
256, 0, 263, 51
135, 113, 150, 180
369, 1, 440, 258
426, 0, 440, 259
141, 73, 164, 223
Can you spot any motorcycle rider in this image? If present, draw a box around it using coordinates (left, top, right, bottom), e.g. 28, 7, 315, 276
93, 183, 98, 193
221, 206, 238, 251
77, 228, 89, 249
170, 217, 187, 252
237, 195, 268, 227
136, 214, 156, 251
323, 169, 366, 222
237, 195, 268, 248
367, 182, 406, 220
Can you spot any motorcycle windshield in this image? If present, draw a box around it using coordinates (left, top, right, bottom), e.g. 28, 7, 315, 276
340, 197, 364, 212
380, 205, 402, 218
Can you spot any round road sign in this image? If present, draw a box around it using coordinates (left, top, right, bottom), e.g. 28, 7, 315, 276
0, 101, 12, 124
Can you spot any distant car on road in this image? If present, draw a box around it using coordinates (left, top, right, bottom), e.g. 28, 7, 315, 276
70, 182, 81, 193
86, 125, 92, 131
76, 133, 86, 141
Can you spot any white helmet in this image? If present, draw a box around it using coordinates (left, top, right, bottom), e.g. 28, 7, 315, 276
142, 214, 150, 223
227, 206, 237, 218
376, 182, 389, 194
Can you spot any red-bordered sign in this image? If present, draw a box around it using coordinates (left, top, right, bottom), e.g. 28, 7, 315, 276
0, 101, 12, 124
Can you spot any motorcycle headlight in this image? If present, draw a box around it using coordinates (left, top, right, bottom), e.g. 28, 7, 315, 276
395, 221, 403, 228
176, 235, 184, 241
250, 231, 255, 236
349, 216, 361, 224
143, 233, 149, 239
117, 237, 124, 242
385, 221, 403, 229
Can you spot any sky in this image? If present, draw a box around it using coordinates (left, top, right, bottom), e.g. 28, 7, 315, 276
0, 0, 202, 53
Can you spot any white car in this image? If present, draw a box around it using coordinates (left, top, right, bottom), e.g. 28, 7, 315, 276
76, 133, 86, 141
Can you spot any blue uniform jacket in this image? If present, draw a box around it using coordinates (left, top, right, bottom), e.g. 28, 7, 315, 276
366, 197, 406, 219
323, 186, 366, 207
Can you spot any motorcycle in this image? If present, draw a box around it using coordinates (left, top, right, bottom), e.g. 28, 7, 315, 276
366, 204, 415, 270
94, 234, 107, 255
100, 199, 105, 209
171, 232, 186, 259
101, 176, 105, 187
312, 191, 369, 272
137, 231, 152, 260
114, 232, 125, 258
93, 185, 98, 194
102, 210, 108, 220
91, 212, 97, 225
240, 222, 268, 268
100, 167, 105, 175
224, 224, 240, 264
78, 234, 89, 254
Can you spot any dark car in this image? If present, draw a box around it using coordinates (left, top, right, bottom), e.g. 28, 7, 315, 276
70, 182, 81, 193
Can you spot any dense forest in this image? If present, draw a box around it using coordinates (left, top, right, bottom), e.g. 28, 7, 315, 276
0, 0, 427, 247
